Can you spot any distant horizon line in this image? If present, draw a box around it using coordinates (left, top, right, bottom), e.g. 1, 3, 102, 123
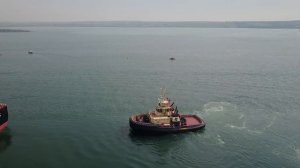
1, 20, 299, 29
1, 19, 300, 23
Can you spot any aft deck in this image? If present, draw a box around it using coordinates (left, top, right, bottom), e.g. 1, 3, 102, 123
182, 115, 203, 126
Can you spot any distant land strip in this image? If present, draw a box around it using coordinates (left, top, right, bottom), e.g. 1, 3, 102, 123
0, 29, 30, 32
0, 20, 300, 29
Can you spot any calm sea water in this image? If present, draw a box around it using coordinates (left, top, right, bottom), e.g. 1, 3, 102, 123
0, 27, 300, 168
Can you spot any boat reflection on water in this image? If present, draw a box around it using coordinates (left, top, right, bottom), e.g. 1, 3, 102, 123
129, 131, 184, 155
128, 128, 206, 168
0, 128, 12, 153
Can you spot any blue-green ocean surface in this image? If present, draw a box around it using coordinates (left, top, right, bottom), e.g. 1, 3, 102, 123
0, 27, 300, 168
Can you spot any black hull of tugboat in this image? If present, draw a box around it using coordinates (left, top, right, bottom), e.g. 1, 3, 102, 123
0, 104, 8, 132
129, 115, 205, 134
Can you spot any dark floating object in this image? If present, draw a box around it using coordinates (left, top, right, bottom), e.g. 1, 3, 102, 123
0, 104, 8, 133
28, 50, 33, 54
169, 57, 175, 60
129, 89, 205, 134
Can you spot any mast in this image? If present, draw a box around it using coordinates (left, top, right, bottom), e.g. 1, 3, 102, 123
159, 87, 167, 101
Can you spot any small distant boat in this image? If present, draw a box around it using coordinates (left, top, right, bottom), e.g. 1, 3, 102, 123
28, 50, 33, 54
129, 89, 205, 134
0, 104, 8, 133
169, 57, 175, 60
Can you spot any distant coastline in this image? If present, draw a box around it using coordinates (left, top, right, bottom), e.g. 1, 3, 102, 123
0, 20, 299, 29
0, 29, 30, 32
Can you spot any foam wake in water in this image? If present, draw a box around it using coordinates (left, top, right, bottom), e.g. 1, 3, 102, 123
295, 148, 300, 159
226, 121, 246, 130
225, 113, 278, 134
203, 102, 236, 113
200, 101, 280, 134
216, 135, 225, 145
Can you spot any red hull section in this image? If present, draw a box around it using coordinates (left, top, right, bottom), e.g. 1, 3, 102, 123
0, 122, 8, 132
0, 104, 8, 133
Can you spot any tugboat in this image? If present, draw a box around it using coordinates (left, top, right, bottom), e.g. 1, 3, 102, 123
129, 89, 205, 133
0, 104, 8, 133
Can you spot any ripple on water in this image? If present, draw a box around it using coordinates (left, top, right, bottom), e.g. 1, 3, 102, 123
296, 149, 300, 159
201, 101, 281, 135
216, 134, 225, 145
203, 102, 236, 113
271, 145, 300, 165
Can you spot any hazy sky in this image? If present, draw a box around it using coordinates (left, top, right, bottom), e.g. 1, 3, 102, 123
1, 0, 299, 22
